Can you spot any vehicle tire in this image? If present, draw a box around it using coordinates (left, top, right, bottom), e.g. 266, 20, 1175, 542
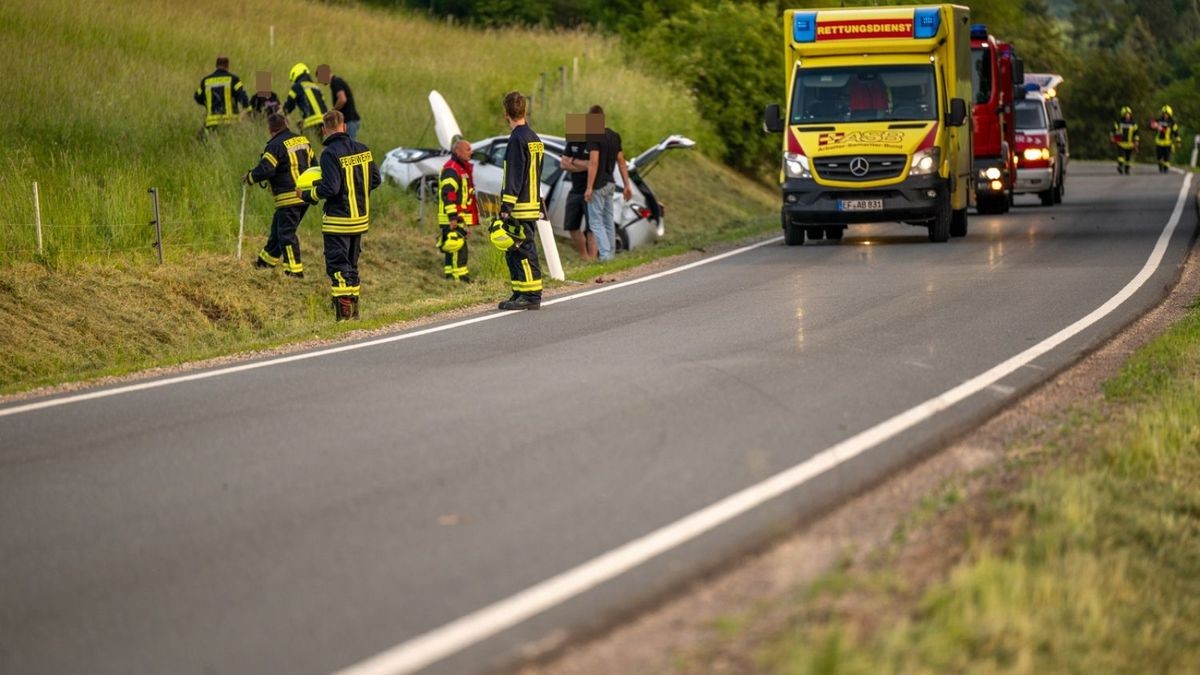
1039, 187, 1054, 206
824, 226, 844, 241
975, 194, 999, 215
806, 226, 825, 241
783, 221, 805, 246
1001, 189, 1013, 213
950, 207, 968, 238
928, 193, 951, 242
1053, 172, 1064, 204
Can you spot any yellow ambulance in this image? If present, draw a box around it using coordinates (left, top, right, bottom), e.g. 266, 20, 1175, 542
763, 5, 973, 244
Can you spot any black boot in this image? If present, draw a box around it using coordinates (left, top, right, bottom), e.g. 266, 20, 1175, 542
499, 294, 540, 311
333, 296, 358, 321
459, 275, 473, 284
255, 257, 274, 269
284, 270, 304, 278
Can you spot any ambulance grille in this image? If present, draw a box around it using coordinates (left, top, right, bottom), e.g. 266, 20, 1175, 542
814, 155, 907, 182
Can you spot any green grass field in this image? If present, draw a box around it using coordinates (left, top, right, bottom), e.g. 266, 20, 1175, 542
0, 0, 776, 393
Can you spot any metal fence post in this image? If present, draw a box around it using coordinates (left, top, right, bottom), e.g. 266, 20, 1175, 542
539, 72, 547, 109
149, 187, 163, 265
418, 177, 427, 225
32, 181, 43, 256
559, 65, 566, 92
237, 183, 247, 260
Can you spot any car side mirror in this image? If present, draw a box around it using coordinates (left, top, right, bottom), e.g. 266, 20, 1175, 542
1014, 58, 1025, 85
763, 103, 784, 133
1053, 118, 1068, 130
947, 98, 969, 127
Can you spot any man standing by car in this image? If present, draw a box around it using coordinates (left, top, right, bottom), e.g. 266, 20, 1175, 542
559, 113, 594, 260
298, 110, 381, 321
246, 113, 313, 277
583, 106, 633, 262
1154, 105, 1181, 174
493, 91, 544, 311
437, 137, 478, 283
317, 65, 362, 139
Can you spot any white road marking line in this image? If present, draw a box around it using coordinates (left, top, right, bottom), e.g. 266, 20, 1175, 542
0, 238, 782, 418
332, 170, 1195, 675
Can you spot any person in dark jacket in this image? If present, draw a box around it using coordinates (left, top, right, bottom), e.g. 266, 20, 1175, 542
298, 110, 381, 320
317, 65, 362, 139
194, 56, 250, 133
249, 71, 281, 118
245, 113, 313, 276
284, 63, 329, 139
437, 137, 479, 282
492, 91, 544, 311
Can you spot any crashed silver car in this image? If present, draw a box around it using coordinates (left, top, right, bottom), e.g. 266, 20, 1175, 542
380, 91, 695, 251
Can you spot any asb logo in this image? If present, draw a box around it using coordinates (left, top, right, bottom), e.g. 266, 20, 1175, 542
818, 130, 905, 146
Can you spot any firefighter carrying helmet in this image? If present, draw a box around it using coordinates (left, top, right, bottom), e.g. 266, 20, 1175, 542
488, 218, 515, 251
289, 63, 310, 83
1162, 104, 1174, 117
440, 230, 465, 254
296, 166, 322, 191
1120, 106, 1132, 117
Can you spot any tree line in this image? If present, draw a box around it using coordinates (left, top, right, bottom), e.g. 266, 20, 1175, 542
372, 0, 1200, 175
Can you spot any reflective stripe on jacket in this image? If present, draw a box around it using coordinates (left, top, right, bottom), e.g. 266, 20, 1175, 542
249, 130, 314, 207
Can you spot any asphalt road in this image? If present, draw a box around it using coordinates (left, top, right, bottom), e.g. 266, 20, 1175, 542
1, 162, 1194, 675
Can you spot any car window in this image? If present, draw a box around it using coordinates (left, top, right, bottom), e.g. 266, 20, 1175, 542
971, 46, 993, 105
488, 141, 507, 167
1015, 99, 1047, 130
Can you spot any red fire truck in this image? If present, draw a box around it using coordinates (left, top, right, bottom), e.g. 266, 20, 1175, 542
970, 25, 1022, 215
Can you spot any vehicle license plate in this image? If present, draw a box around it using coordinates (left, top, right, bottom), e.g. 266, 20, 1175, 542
839, 199, 883, 211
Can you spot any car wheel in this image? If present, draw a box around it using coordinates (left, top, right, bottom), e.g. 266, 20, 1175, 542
950, 207, 968, 237
975, 194, 998, 215
928, 193, 951, 242
1039, 186, 1055, 206
784, 221, 805, 246
1053, 172, 1064, 204
824, 226, 844, 241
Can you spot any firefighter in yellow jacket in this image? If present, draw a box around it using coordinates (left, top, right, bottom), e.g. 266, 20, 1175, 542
245, 113, 313, 276
1112, 106, 1138, 175
437, 137, 479, 283
490, 91, 544, 311
1154, 105, 1181, 174
194, 56, 250, 133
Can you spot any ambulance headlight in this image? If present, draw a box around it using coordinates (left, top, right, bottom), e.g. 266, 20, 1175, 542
984, 167, 1002, 180
909, 148, 940, 176
784, 152, 811, 179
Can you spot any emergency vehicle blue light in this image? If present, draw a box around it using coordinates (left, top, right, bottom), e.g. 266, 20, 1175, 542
913, 8, 941, 39
970, 23, 989, 40
793, 12, 816, 43
1025, 82, 1040, 92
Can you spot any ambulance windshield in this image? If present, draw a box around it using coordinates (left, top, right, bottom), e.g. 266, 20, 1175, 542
971, 47, 993, 105
1014, 99, 1047, 130
790, 65, 936, 124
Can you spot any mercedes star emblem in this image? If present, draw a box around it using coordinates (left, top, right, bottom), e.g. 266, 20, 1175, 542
849, 157, 870, 177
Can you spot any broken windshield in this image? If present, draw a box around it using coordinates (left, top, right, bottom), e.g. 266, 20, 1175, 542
789, 65, 937, 124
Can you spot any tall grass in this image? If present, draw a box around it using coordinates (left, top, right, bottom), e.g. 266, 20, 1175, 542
0, 0, 716, 263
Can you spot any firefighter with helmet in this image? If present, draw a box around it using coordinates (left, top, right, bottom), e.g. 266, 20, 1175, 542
1112, 106, 1139, 175
245, 113, 313, 277
1153, 105, 1181, 174
283, 63, 329, 139
437, 136, 479, 283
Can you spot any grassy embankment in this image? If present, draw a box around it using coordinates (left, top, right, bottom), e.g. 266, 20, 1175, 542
680, 298, 1200, 673
0, 0, 776, 394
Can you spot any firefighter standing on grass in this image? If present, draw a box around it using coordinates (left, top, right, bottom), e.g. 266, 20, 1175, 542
298, 110, 380, 321
437, 137, 478, 283
194, 56, 250, 134
489, 91, 544, 311
284, 63, 329, 139
245, 113, 312, 277
1154, 105, 1181, 174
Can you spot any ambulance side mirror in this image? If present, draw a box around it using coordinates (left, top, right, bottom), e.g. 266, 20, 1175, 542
1053, 119, 1068, 130
947, 98, 969, 127
1014, 58, 1025, 85
763, 104, 784, 133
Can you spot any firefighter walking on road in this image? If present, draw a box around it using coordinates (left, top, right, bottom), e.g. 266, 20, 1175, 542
284, 63, 329, 140
298, 110, 381, 321
437, 137, 479, 283
489, 92, 544, 311
1112, 106, 1139, 175
1154, 105, 1181, 174
194, 56, 250, 135
245, 113, 313, 277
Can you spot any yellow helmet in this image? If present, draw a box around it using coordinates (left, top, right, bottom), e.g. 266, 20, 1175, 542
1162, 104, 1174, 117
440, 230, 465, 253
1120, 106, 1132, 117
295, 166, 322, 191
289, 63, 310, 83
488, 218, 515, 251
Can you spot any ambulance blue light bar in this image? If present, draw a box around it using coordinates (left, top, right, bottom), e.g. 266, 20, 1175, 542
793, 12, 816, 42
914, 8, 941, 39
970, 23, 989, 40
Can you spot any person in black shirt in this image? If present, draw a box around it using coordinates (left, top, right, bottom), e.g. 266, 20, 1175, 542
249, 71, 281, 118
245, 113, 313, 277
583, 106, 633, 262
559, 113, 594, 260
194, 56, 249, 134
318, 65, 361, 139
